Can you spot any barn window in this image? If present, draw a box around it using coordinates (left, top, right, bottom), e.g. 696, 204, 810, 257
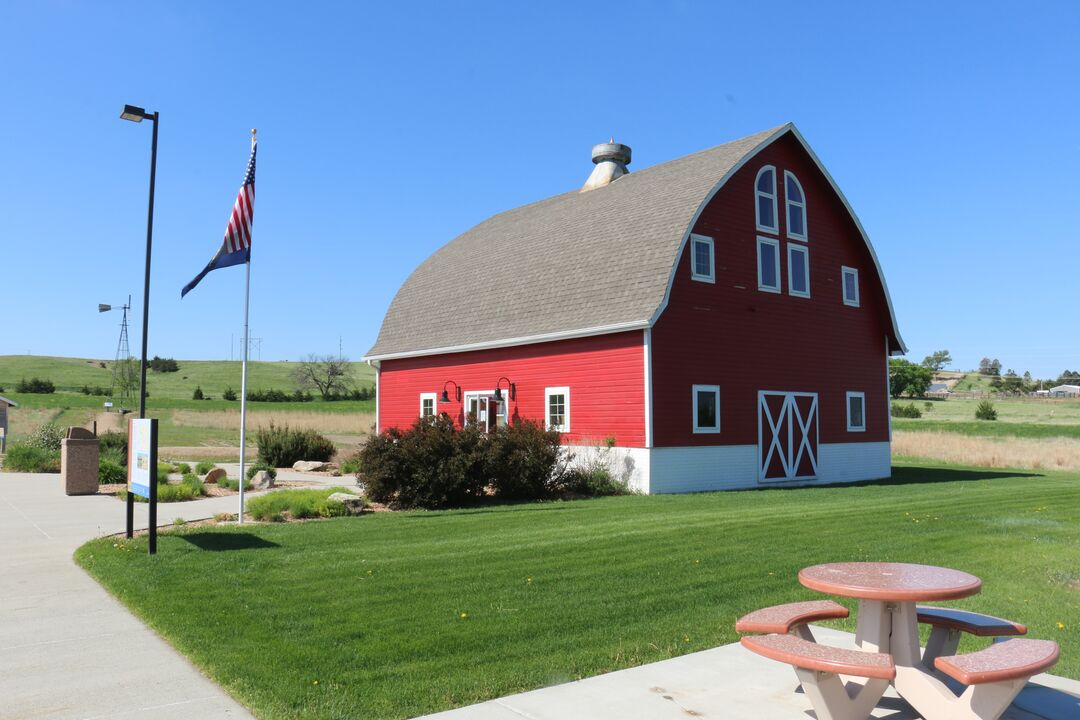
690, 234, 715, 283
757, 237, 781, 293
692, 385, 720, 433
846, 391, 866, 432
842, 266, 860, 306
784, 171, 807, 240
419, 392, 437, 419
787, 244, 810, 298
755, 166, 778, 233
545, 386, 570, 432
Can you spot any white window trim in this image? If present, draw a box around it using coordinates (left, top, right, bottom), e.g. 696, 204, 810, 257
689, 233, 715, 283
755, 165, 778, 234
544, 386, 570, 432
842, 266, 860, 307
784, 170, 808, 241
757, 236, 781, 293
692, 384, 721, 434
787, 243, 810, 298
419, 392, 437, 419
462, 389, 508, 428
846, 391, 866, 432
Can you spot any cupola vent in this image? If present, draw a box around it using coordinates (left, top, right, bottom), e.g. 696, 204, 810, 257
580, 139, 631, 192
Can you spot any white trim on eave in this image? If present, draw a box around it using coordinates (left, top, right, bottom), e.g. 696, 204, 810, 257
647, 122, 907, 355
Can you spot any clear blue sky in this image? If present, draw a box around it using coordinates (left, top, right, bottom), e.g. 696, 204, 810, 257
1, 1, 1076, 378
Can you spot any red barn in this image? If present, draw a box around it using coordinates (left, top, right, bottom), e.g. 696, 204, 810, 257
364, 124, 906, 493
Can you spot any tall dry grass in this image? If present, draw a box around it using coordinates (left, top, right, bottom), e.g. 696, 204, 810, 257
171, 409, 375, 435
893, 430, 1080, 471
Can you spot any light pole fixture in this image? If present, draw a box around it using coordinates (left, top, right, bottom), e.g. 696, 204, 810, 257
120, 103, 159, 419
439, 380, 461, 404
493, 377, 515, 402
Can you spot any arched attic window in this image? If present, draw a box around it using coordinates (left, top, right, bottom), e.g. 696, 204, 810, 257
785, 171, 807, 241
755, 166, 778, 234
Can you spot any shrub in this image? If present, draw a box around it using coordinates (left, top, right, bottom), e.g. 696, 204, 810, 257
28, 422, 65, 452
482, 419, 563, 500
192, 386, 204, 400
217, 476, 253, 491
181, 473, 206, 496
340, 454, 361, 475
99, 456, 125, 484
195, 461, 216, 475
923, 402, 934, 412
173, 462, 192, 474
118, 484, 197, 503
254, 422, 335, 467
323, 386, 376, 401
222, 387, 238, 401
246, 388, 313, 403
246, 462, 277, 481
2, 443, 61, 472
246, 488, 357, 522
17, 377, 55, 394
99, 432, 128, 463
157, 463, 173, 484
149, 356, 179, 372
975, 400, 998, 421
890, 402, 922, 419
559, 461, 632, 497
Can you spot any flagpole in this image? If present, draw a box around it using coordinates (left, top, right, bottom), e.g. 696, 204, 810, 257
237, 128, 256, 523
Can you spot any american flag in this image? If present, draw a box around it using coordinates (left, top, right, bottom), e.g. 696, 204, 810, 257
181, 139, 258, 298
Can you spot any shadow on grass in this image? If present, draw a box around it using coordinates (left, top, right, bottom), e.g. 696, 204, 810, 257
869, 465, 1044, 486
180, 532, 280, 551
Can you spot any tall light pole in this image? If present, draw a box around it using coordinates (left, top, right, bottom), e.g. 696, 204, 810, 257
119, 104, 158, 419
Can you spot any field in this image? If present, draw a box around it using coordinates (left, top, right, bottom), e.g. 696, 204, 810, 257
0, 355, 375, 453
76, 460, 1080, 720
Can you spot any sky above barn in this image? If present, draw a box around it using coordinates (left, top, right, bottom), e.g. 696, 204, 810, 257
1, 1, 1076, 377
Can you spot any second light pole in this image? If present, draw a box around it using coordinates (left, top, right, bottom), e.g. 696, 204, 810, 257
119, 104, 159, 418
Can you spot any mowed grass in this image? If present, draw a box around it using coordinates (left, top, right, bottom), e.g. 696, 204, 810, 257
906, 397, 1080, 426
76, 461, 1080, 720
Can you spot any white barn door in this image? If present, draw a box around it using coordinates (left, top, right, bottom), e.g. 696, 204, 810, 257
758, 391, 819, 482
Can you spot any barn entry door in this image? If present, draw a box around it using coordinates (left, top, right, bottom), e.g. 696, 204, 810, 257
758, 391, 819, 483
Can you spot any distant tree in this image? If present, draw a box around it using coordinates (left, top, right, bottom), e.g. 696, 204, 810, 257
192, 386, 204, 400
989, 359, 1002, 376
149, 356, 180, 373
1001, 369, 1023, 394
293, 354, 355, 400
920, 350, 952, 371
978, 357, 992, 375
889, 359, 934, 398
1058, 369, 1080, 385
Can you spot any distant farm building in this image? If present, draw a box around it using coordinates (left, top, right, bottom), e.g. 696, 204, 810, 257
365, 123, 906, 493
1049, 385, 1080, 397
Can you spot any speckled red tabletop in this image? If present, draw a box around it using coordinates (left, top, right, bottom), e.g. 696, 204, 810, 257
799, 562, 981, 601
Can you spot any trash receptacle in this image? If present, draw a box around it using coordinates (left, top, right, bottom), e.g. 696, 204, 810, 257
61, 427, 99, 495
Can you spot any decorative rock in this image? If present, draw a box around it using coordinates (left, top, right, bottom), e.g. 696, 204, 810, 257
204, 468, 227, 484
292, 460, 329, 472
251, 470, 275, 490
61, 437, 99, 495
327, 492, 366, 515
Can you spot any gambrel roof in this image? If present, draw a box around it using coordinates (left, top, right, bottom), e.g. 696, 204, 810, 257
365, 123, 905, 361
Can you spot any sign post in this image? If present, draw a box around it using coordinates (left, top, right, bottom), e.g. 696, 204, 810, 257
126, 417, 158, 555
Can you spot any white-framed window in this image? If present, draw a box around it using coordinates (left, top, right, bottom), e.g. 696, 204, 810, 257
787, 243, 810, 298
419, 392, 437, 419
692, 384, 720, 433
690, 234, 715, 283
545, 386, 570, 432
846, 391, 866, 432
842, 266, 860, 307
757, 236, 781, 293
784, 171, 807, 241
463, 390, 509, 430
755, 165, 778, 234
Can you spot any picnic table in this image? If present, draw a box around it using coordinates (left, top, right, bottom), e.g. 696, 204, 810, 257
738, 562, 1059, 720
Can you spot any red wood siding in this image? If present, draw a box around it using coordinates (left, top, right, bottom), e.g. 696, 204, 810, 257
652, 132, 892, 447
378, 331, 646, 447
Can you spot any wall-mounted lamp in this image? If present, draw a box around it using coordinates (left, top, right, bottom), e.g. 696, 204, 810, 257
439, 380, 461, 403
493, 376, 516, 402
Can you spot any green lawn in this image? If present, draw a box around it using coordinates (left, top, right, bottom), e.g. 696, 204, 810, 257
76, 461, 1080, 719
892, 418, 1080, 440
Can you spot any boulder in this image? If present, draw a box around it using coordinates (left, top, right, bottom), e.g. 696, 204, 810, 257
204, 468, 227, 484
328, 492, 367, 515
251, 470, 275, 490
292, 460, 329, 472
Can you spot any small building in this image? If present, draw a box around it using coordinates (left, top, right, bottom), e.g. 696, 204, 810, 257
1049, 385, 1080, 397
365, 123, 906, 493
0, 394, 17, 452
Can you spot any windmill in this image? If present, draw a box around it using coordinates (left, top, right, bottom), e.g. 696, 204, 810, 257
99, 296, 137, 412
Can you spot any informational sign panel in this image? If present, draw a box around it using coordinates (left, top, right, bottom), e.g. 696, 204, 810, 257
128, 419, 154, 499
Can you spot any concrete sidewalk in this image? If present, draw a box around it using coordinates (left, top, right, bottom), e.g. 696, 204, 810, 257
0, 472, 256, 719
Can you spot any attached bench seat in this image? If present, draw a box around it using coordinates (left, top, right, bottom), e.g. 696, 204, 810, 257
935, 638, 1059, 686
736, 599, 848, 642
917, 606, 1027, 668
741, 634, 893, 720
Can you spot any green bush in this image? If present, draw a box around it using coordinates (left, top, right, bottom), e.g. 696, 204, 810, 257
2, 443, 61, 472
222, 387, 238, 401
246, 389, 313, 403
174, 462, 192, 475
192, 386, 204, 401
254, 422, 335, 467
890, 402, 922, 419
181, 473, 206, 496
28, 422, 65, 452
99, 456, 125, 484
482, 419, 563, 500
99, 432, 128, 463
246, 488, 357, 522
975, 400, 998, 421
559, 461, 632, 497
195, 461, 216, 475
149, 356, 179, 373
246, 462, 278, 481
121, 483, 198, 503
217, 476, 253, 491
340, 454, 361, 475
16, 377, 55, 394
157, 463, 173, 484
